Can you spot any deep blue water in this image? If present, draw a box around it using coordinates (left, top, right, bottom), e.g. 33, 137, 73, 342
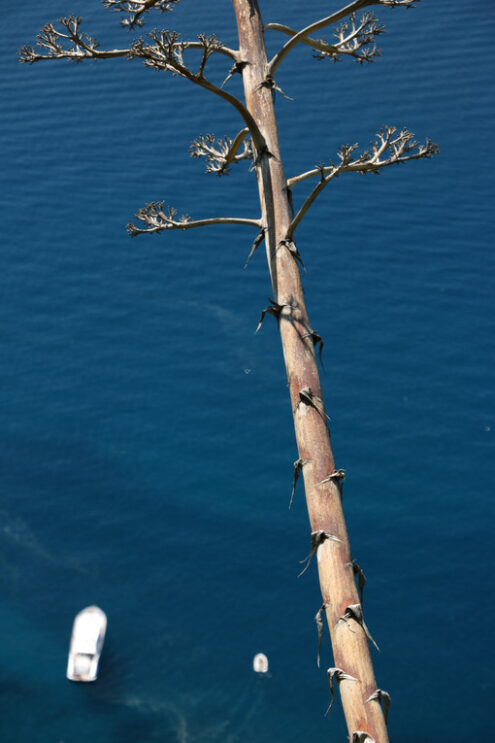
1, 1, 494, 741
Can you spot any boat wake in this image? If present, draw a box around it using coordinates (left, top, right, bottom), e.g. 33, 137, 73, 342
120, 680, 266, 743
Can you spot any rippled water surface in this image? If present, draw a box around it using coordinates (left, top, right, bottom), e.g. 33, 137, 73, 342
1, 1, 494, 741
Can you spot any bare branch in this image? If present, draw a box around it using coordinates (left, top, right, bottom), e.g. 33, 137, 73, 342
129, 29, 238, 72
190, 128, 252, 176
312, 12, 385, 65
285, 128, 437, 238
20, 20, 261, 153
265, 16, 384, 65
286, 146, 358, 239
18, 15, 131, 64
103, 0, 180, 29
127, 202, 261, 236
19, 16, 238, 65
197, 33, 221, 77
267, 0, 420, 77
128, 31, 264, 147
288, 126, 439, 189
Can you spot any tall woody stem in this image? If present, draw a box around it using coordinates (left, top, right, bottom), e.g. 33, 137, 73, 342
232, 2, 389, 740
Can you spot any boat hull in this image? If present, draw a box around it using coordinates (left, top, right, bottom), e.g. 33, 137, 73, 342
66, 606, 107, 682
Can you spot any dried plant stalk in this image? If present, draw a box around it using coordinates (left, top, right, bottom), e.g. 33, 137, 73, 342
232, 1, 390, 739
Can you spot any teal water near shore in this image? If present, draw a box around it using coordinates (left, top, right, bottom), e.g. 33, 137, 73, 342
1, 1, 494, 741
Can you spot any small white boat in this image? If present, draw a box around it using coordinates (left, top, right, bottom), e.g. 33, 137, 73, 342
66, 606, 107, 682
253, 652, 269, 673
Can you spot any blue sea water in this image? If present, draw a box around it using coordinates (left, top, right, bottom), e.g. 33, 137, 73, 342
1, 1, 494, 741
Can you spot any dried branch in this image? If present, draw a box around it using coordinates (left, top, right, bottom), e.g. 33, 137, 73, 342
19, 16, 238, 65
265, 12, 384, 65
103, 0, 180, 29
190, 129, 252, 176
129, 28, 238, 71
19, 20, 258, 159
127, 202, 261, 236
18, 15, 130, 64
312, 12, 384, 64
288, 126, 439, 189
267, 0, 420, 77
128, 30, 264, 146
286, 146, 358, 239
284, 128, 438, 238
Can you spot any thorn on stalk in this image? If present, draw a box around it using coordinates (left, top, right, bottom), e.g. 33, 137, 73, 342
352, 732, 376, 743
315, 602, 330, 668
250, 144, 275, 170
255, 298, 283, 333
289, 458, 311, 509
221, 59, 248, 88
255, 74, 293, 101
349, 559, 366, 605
365, 688, 391, 725
244, 227, 266, 268
285, 185, 295, 217
336, 603, 379, 652
277, 239, 305, 270
298, 530, 342, 577
319, 468, 345, 499
255, 298, 293, 334
325, 667, 358, 716
301, 329, 324, 367
296, 386, 329, 423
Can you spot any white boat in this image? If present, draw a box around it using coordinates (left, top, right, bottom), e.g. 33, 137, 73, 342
253, 652, 269, 673
66, 606, 107, 682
